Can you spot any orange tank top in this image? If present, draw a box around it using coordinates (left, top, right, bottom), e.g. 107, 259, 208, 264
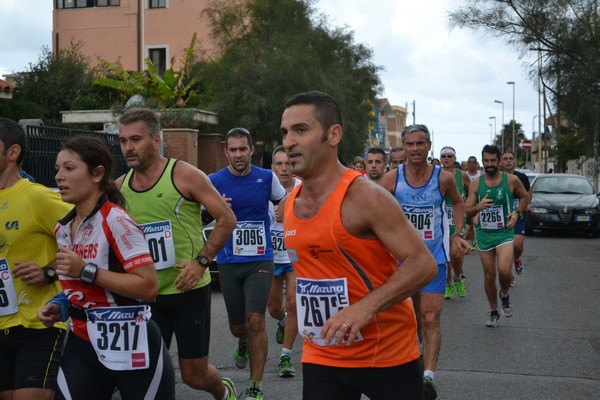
284, 168, 419, 368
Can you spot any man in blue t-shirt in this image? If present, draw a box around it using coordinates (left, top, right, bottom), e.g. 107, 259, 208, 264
209, 128, 286, 400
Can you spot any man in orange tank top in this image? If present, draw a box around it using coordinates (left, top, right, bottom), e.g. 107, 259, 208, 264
280, 91, 437, 400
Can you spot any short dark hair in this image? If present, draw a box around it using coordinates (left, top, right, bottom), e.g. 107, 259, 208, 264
119, 108, 161, 137
367, 147, 387, 162
225, 127, 253, 148
502, 151, 516, 158
482, 144, 501, 160
0, 118, 28, 166
390, 147, 404, 154
284, 91, 343, 131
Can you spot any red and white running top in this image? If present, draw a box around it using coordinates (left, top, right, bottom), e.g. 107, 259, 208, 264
55, 196, 154, 341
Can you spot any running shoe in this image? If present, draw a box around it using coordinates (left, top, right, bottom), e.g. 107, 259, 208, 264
278, 355, 295, 378
486, 310, 500, 327
423, 376, 438, 400
500, 294, 513, 317
514, 258, 524, 275
275, 319, 285, 345
245, 383, 263, 400
470, 241, 478, 252
234, 339, 249, 369
455, 279, 467, 298
444, 284, 454, 300
222, 378, 239, 400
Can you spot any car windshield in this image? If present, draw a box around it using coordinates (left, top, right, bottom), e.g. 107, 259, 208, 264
533, 176, 594, 195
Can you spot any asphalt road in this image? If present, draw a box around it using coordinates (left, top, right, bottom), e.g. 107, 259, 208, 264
116, 233, 600, 399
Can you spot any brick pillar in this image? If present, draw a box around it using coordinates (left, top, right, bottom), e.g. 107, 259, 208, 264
162, 128, 199, 167
198, 133, 226, 174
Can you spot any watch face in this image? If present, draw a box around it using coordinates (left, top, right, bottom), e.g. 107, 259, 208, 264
197, 256, 210, 267
80, 264, 97, 283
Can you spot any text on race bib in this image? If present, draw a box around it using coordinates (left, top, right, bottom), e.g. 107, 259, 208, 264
86, 305, 150, 371
233, 221, 266, 256
402, 205, 435, 240
296, 277, 363, 346
479, 205, 505, 229
140, 220, 176, 270
0, 259, 18, 316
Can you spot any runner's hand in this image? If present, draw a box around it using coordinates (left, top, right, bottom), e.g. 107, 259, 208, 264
38, 303, 61, 327
13, 261, 45, 287
174, 260, 206, 291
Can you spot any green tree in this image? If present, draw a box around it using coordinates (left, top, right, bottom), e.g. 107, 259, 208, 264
94, 34, 201, 109
448, 0, 600, 163
0, 44, 113, 124
199, 0, 381, 163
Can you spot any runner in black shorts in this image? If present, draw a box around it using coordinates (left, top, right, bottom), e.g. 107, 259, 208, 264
0, 118, 72, 400
38, 136, 175, 399
116, 109, 238, 400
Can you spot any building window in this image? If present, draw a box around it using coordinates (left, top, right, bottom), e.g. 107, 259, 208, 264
56, 0, 119, 8
150, 0, 167, 8
97, 0, 120, 6
148, 48, 167, 77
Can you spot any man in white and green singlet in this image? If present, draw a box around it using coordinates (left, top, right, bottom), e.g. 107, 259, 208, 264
465, 145, 529, 328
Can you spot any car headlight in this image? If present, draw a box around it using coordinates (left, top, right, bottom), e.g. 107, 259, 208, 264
531, 207, 548, 214
585, 208, 600, 215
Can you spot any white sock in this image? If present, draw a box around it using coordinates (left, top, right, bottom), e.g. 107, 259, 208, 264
281, 348, 292, 357
424, 370, 435, 380
222, 386, 230, 400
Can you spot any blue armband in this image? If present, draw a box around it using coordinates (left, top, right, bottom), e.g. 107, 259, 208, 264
45, 292, 70, 322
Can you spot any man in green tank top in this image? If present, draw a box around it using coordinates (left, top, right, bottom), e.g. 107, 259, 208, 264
465, 145, 529, 328
440, 146, 470, 300
116, 108, 240, 400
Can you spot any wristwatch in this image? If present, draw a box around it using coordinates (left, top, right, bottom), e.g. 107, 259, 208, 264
195, 255, 211, 268
80, 263, 98, 284
43, 266, 58, 283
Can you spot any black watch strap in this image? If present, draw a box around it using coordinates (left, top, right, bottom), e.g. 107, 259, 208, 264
43, 266, 58, 283
195, 255, 210, 268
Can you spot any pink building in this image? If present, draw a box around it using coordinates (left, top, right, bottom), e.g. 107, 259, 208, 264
53, 0, 215, 73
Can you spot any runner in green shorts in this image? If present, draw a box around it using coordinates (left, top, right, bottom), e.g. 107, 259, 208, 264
466, 145, 529, 328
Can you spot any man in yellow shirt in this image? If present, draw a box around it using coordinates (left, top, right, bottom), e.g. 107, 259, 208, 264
0, 118, 72, 400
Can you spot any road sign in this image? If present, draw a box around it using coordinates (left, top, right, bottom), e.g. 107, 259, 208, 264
521, 139, 533, 151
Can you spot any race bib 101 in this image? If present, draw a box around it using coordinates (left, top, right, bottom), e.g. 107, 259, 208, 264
141, 220, 176, 270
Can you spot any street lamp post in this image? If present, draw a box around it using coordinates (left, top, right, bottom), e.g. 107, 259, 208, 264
507, 81, 516, 153
494, 100, 505, 151
489, 124, 493, 146
489, 116, 496, 145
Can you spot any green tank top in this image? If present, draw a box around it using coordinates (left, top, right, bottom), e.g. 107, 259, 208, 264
121, 158, 209, 294
476, 172, 514, 231
444, 169, 466, 235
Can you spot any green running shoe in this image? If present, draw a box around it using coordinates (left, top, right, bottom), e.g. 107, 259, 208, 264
455, 279, 467, 298
234, 339, 249, 369
278, 355, 295, 378
423, 376, 438, 400
245, 383, 263, 400
444, 284, 454, 300
275, 320, 285, 344
222, 378, 238, 400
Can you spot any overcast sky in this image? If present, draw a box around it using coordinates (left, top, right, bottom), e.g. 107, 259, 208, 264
0, 0, 541, 162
